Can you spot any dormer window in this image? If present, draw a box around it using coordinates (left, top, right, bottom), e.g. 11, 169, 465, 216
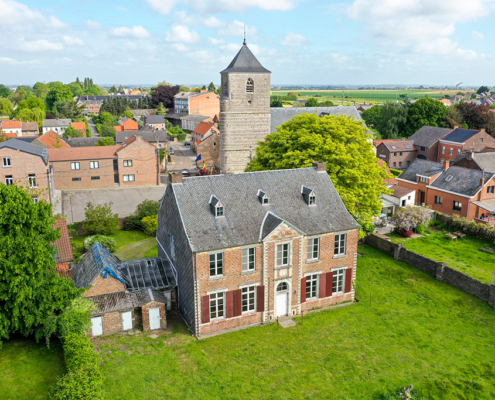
257, 189, 269, 205
210, 195, 224, 217
246, 78, 254, 93
301, 185, 316, 205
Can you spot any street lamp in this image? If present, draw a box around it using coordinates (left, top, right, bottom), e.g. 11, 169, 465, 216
455, 82, 463, 104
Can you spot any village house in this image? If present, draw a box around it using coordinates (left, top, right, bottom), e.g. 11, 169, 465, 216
114, 118, 139, 132
22, 122, 39, 136
451, 150, 495, 173
0, 120, 22, 136
33, 130, 71, 149
173, 90, 220, 118
48, 135, 160, 189
380, 185, 416, 218
116, 130, 168, 149
195, 129, 221, 169
408, 126, 453, 162
437, 128, 495, 162
42, 119, 71, 135
71, 122, 86, 136
376, 140, 416, 170
191, 122, 217, 150
145, 115, 166, 131
157, 162, 360, 338
72, 243, 176, 336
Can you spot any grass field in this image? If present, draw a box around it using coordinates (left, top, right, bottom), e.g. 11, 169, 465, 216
0, 337, 65, 400
97, 245, 495, 400
387, 230, 495, 284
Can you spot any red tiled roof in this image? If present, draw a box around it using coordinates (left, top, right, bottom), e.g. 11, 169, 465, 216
71, 122, 86, 131
375, 139, 395, 147
193, 121, 214, 136
1, 120, 22, 129
53, 220, 74, 263
122, 119, 138, 130
37, 130, 71, 149
5, 133, 16, 138
114, 125, 124, 131
48, 145, 119, 161
380, 140, 415, 152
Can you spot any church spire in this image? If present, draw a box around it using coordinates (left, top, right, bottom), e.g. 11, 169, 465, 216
243, 24, 246, 45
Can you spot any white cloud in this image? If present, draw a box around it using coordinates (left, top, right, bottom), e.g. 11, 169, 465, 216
171, 43, 189, 52
85, 20, 102, 30
281, 32, 307, 46
48, 16, 68, 29
204, 16, 224, 28
165, 25, 200, 43
218, 20, 257, 38
473, 31, 485, 40
329, 53, 349, 64
63, 36, 84, 47
110, 25, 150, 39
19, 39, 63, 52
209, 38, 225, 46
0, 0, 68, 29
0, 57, 39, 65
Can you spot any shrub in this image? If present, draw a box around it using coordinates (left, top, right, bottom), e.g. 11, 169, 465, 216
136, 199, 160, 220
436, 212, 495, 242
83, 234, 116, 252
82, 202, 119, 235
391, 206, 430, 233
123, 214, 142, 231
142, 215, 158, 236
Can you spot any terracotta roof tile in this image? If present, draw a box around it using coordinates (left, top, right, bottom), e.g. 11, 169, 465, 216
53, 220, 74, 263
37, 130, 71, 149
48, 145, 119, 161
71, 122, 86, 131
114, 125, 124, 131
22, 122, 39, 131
1, 120, 22, 129
122, 119, 138, 130
380, 140, 415, 152
193, 121, 214, 136
5, 133, 17, 138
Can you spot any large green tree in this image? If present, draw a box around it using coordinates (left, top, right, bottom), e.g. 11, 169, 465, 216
0, 184, 80, 342
0, 84, 11, 98
246, 114, 389, 234
361, 105, 382, 128
375, 102, 408, 139
33, 82, 49, 99
16, 107, 45, 125
0, 98, 13, 115
46, 84, 73, 110
404, 97, 448, 136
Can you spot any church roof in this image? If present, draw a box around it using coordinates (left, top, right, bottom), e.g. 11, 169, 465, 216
220, 42, 271, 74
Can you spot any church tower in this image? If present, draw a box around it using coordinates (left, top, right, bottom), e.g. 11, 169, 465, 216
219, 40, 271, 174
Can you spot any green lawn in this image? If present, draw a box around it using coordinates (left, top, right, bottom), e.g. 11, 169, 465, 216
388, 230, 495, 283
0, 337, 65, 400
97, 245, 495, 399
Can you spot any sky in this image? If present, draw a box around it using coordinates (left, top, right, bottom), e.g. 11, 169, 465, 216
1, 0, 494, 86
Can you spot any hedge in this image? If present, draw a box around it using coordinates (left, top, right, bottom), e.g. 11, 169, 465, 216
435, 212, 495, 243
50, 333, 104, 400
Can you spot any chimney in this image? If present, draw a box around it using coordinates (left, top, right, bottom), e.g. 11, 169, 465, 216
443, 160, 450, 170
480, 170, 485, 187
480, 128, 486, 133
466, 150, 474, 161
168, 172, 183, 184
453, 125, 459, 130
312, 161, 326, 172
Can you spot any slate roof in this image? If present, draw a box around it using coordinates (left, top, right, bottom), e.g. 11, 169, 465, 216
408, 126, 452, 148
146, 115, 166, 124
174, 91, 206, 99
116, 131, 168, 144
398, 159, 443, 182
64, 137, 101, 147
260, 212, 284, 240
53, 220, 74, 263
270, 106, 363, 133
379, 140, 415, 152
441, 128, 480, 143
430, 166, 494, 197
170, 167, 360, 252
452, 151, 495, 173
0, 139, 49, 165
48, 145, 119, 161
89, 288, 167, 315
181, 114, 209, 122
15, 137, 37, 143
42, 119, 71, 127
220, 42, 271, 74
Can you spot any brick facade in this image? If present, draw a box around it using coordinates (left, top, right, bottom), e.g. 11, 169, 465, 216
196, 131, 220, 168
50, 156, 116, 189
414, 141, 441, 162
438, 131, 495, 162
93, 310, 138, 336
117, 136, 159, 186
84, 274, 126, 297
376, 143, 417, 170
142, 301, 167, 330
189, 93, 220, 119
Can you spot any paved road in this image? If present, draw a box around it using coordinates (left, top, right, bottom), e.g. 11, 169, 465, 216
168, 138, 197, 174
86, 116, 99, 137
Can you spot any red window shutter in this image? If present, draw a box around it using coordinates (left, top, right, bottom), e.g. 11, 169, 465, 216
301, 277, 307, 303
257, 285, 265, 312
345, 268, 353, 293
326, 271, 333, 297
234, 289, 242, 316
319, 273, 326, 298
202, 295, 210, 323
226, 291, 234, 318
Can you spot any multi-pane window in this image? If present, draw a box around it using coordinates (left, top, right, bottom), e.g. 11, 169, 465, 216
123, 160, 133, 167
3, 157, 11, 167
32, 197, 39, 204
276, 243, 290, 267
488, 186, 495, 194
434, 196, 443, 206
5, 175, 13, 185
123, 174, 135, 182
246, 78, 254, 93
306, 274, 318, 299
453, 201, 462, 212
419, 176, 428, 184
334, 233, 346, 255
307, 237, 319, 261
209, 252, 223, 277
90, 161, 99, 169
420, 146, 426, 151
72, 177, 81, 182
91, 176, 100, 180
309, 195, 316, 205
28, 174, 36, 188
216, 206, 223, 217
210, 292, 225, 319
332, 268, 346, 293
449, 148, 453, 156
71, 162, 80, 170
242, 286, 256, 312
242, 247, 255, 272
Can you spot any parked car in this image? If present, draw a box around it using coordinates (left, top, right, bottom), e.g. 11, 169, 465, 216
184, 142, 190, 147
169, 147, 174, 155
182, 168, 190, 177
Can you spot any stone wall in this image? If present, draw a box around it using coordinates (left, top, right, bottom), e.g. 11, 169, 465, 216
364, 233, 495, 305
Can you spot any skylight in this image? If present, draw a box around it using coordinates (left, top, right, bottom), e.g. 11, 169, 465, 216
391, 146, 397, 150
446, 175, 453, 182
405, 145, 410, 149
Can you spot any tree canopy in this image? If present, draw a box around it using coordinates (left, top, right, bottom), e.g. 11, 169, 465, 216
477, 86, 490, 95
0, 98, 13, 115
375, 102, 408, 139
305, 98, 318, 107
208, 82, 216, 92
404, 97, 448, 136
150, 84, 179, 108
0, 184, 80, 342
246, 113, 389, 234
46, 84, 73, 111
0, 84, 11, 98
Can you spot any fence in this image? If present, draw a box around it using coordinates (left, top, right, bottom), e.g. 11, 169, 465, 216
364, 233, 495, 306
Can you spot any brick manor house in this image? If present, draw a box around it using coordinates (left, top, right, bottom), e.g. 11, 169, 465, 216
157, 162, 359, 338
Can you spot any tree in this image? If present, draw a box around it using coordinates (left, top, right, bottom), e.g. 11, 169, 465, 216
404, 97, 448, 136
246, 114, 389, 233
201, 85, 207, 90
62, 126, 83, 138
305, 98, 318, 107
477, 86, 490, 95
471, 93, 477, 99
156, 102, 166, 115
0, 184, 80, 342
68, 82, 83, 97
270, 99, 283, 107
178, 85, 190, 92
0, 98, 13, 115
318, 100, 334, 107
118, 85, 124, 92
208, 82, 216, 92
99, 125, 116, 138
136, 199, 160, 220
456, 103, 495, 134
123, 110, 133, 119
0, 84, 11, 98
16, 107, 45, 125
375, 102, 408, 139
150, 84, 180, 108
33, 82, 49, 99
46, 84, 73, 110
108, 85, 117, 94
96, 137, 115, 146
82, 202, 119, 235
54, 101, 84, 119
361, 105, 382, 128
16, 96, 46, 112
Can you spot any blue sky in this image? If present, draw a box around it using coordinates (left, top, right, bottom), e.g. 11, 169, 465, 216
1, 0, 494, 86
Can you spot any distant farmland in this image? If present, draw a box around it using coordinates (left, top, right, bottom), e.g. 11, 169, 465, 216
270, 89, 458, 104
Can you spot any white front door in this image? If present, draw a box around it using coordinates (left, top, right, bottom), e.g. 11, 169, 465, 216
91, 317, 103, 336
149, 308, 161, 330
122, 311, 132, 331
276, 293, 288, 317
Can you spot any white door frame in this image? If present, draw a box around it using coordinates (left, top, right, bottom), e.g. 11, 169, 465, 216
149, 307, 161, 330
91, 316, 103, 336
275, 280, 290, 317
121, 311, 132, 331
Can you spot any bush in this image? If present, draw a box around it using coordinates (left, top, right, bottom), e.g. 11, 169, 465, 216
82, 202, 119, 235
142, 215, 157, 236
83, 234, 116, 252
123, 214, 142, 231
391, 206, 430, 233
136, 199, 160, 219
436, 212, 495, 242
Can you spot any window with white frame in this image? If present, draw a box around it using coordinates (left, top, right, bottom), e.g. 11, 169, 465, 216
3, 157, 11, 167
453, 201, 462, 212
209, 292, 225, 319
71, 162, 80, 170
449, 148, 453, 156
307, 237, 320, 261
124, 160, 133, 167
242, 247, 255, 272
276, 243, 290, 267
306, 274, 319, 299
209, 252, 223, 277
215, 206, 223, 217
242, 286, 256, 312
5, 175, 13, 185
123, 174, 135, 182
309, 195, 316, 205
90, 161, 99, 169
334, 233, 346, 255
32, 197, 39, 204
434, 196, 443, 206
332, 268, 346, 293
419, 176, 428, 184
28, 174, 36, 188
442, 146, 445, 154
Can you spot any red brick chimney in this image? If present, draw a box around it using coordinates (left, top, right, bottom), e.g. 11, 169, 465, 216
169, 172, 183, 184
312, 161, 327, 172
443, 160, 450, 170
